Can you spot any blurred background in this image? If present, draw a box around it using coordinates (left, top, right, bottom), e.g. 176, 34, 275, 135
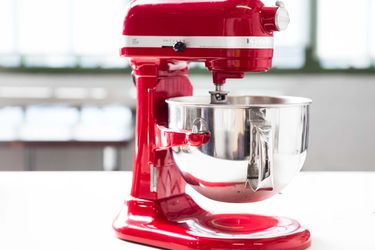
0, 0, 374, 171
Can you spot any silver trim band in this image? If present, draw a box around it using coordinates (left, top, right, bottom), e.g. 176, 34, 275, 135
124, 35, 274, 49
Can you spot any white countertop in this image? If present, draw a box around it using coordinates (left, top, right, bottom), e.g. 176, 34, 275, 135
0, 171, 374, 250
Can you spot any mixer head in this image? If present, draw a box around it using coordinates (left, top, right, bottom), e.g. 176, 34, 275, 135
120, 0, 290, 85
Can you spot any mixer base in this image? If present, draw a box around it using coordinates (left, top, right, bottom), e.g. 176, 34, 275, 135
113, 194, 311, 250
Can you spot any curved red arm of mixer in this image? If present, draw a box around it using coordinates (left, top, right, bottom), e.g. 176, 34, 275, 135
155, 125, 210, 150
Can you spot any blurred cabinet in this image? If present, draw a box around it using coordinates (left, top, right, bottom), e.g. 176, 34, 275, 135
32, 147, 103, 171
0, 104, 135, 171
0, 141, 134, 171
0, 148, 25, 171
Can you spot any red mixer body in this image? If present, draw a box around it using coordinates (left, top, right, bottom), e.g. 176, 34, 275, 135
121, 0, 281, 83
113, 0, 311, 249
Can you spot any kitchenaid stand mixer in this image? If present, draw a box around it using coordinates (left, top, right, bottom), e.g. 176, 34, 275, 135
113, 0, 311, 249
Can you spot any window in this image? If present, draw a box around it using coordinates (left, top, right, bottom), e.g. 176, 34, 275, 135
1, 0, 374, 71
0, 0, 128, 68
0, 0, 18, 66
317, 0, 375, 69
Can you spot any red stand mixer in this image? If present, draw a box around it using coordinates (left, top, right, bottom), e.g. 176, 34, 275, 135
113, 0, 312, 249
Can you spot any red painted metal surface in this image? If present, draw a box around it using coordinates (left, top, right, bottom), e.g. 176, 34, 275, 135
122, 48, 274, 83
129, 61, 192, 200
123, 0, 277, 36
121, 0, 279, 83
114, 0, 310, 248
113, 194, 311, 250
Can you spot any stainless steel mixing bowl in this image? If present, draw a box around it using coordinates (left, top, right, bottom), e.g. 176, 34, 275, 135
167, 95, 311, 203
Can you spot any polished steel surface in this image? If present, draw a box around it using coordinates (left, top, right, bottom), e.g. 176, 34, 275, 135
209, 85, 229, 104
167, 96, 311, 203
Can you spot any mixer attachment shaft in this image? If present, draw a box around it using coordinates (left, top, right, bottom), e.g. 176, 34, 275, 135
209, 84, 229, 104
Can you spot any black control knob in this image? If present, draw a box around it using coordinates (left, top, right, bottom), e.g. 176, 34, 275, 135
173, 41, 186, 52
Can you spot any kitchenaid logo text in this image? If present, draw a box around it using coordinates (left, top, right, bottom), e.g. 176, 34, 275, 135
131, 38, 139, 45
162, 38, 187, 45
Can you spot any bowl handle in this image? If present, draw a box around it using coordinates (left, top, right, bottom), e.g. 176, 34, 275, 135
155, 124, 210, 150
246, 122, 274, 192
